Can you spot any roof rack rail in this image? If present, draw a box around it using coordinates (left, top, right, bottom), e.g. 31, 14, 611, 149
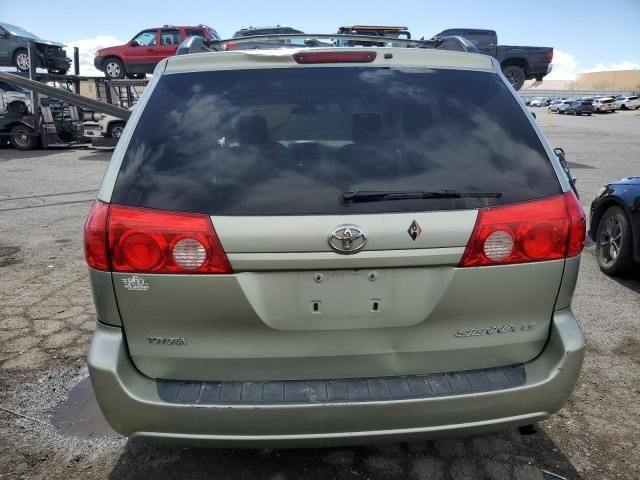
176, 33, 478, 55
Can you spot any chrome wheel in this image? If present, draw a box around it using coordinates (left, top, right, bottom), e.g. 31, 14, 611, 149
15, 52, 29, 71
13, 130, 30, 148
106, 61, 121, 78
111, 125, 124, 138
599, 215, 623, 265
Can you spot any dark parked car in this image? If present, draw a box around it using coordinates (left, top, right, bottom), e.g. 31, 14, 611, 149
432, 29, 553, 90
0, 22, 71, 74
590, 177, 640, 275
226, 26, 312, 50
94, 25, 220, 79
335, 25, 411, 47
565, 100, 594, 116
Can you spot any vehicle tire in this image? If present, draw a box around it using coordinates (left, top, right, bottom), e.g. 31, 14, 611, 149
596, 206, 634, 276
587, 113, 592, 116
9, 124, 39, 150
108, 121, 126, 139
103, 57, 125, 79
573, 110, 578, 116
13, 48, 30, 72
620, 104, 627, 110
502, 65, 526, 91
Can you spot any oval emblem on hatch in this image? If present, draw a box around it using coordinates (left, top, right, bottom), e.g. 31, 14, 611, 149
328, 224, 367, 254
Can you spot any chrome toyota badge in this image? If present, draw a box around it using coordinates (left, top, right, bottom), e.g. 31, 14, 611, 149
328, 224, 367, 254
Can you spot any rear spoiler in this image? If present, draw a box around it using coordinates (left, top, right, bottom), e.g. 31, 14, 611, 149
176, 34, 479, 55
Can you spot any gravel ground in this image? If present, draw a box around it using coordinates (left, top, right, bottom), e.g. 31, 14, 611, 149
0, 109, 639, 479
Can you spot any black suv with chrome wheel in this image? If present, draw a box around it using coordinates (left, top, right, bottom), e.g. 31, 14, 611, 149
590, 177, 640, 276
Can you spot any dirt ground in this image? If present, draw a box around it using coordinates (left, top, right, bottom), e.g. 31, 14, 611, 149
0, 109, 639, 479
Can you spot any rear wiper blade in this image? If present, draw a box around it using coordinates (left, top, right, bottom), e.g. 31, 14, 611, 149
340, 190, 503, 204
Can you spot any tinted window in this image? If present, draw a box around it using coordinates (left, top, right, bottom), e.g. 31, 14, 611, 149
464, 30, 495, 45
112, 68, 561, 215
160, 30, 181, 45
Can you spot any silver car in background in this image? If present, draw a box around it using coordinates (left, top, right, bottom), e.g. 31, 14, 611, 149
614, 95, 640, 110
549, 99, 572, 113
592, 97, 616, 113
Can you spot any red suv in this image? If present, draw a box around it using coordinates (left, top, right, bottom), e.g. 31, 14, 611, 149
94, 25, 220, 79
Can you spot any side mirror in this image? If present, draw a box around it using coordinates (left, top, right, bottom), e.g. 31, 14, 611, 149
129, 41, 139, 47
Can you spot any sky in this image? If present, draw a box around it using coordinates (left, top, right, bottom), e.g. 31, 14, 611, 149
1, 0, 639, 78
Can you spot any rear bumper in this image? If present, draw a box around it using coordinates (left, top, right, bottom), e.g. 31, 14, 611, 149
88, 309, 584, 447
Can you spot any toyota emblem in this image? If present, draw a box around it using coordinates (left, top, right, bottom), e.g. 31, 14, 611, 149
328, 225, 367, 254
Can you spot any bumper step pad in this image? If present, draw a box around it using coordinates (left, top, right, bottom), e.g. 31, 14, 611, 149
157, 364, 525, 405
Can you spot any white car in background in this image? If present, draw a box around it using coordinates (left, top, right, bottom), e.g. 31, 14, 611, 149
592, 97, 616, 113
529, 98, 545, 107
0, 80, 31, 114
549, 99, 572, 113
613, 95, 640, 110
98, 112, 127, 138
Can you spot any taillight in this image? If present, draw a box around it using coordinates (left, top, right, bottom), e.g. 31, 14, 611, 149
564, 191, 586, 257
459, 193, 585, 267
83, 202, 232, 274
293, 51, 377, 64
224, 42, 237, 51
547, 49, 554, 62
84, 200, 110, 271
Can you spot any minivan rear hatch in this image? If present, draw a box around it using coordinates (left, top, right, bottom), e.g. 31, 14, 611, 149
106, 52, 568, 381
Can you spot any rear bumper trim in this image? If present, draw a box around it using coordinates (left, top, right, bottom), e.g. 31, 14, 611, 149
157, 365, 526, 405
88, 309, 584, 446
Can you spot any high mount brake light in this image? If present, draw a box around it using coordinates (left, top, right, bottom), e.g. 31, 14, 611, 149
83, 201, 232, 274
293, 51, 377, 64
459, 192, 585, 267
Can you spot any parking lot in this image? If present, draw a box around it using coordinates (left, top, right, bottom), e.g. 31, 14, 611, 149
0, 109, 639, 480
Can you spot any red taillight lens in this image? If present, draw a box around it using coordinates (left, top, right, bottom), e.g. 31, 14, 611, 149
564, 191, 586, 257
293, 51, 377, 64
83, 202, 232, 274
547, 49, 554, 62
108, 204, 232, 273
224, 42, 237, 51
84, 200, 110, 271
459, 193, 584, 267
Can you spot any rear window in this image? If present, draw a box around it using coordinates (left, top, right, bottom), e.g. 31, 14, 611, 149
112, 67, 561, 215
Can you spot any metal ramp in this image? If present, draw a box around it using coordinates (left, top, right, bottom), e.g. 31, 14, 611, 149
0, 71, 131, 120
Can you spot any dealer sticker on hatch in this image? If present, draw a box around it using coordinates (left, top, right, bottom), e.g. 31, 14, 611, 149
121, 275, 149, 292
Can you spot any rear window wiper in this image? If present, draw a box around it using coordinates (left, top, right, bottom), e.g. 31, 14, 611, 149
339, 190, 503, 204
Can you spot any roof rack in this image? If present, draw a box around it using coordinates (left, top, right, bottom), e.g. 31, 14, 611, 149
176, 33, 478, 55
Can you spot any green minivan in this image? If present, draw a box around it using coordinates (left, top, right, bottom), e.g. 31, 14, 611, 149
84, 44, 585, 446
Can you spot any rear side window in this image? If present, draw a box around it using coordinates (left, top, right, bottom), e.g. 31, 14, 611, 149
112, 67, 561, 215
